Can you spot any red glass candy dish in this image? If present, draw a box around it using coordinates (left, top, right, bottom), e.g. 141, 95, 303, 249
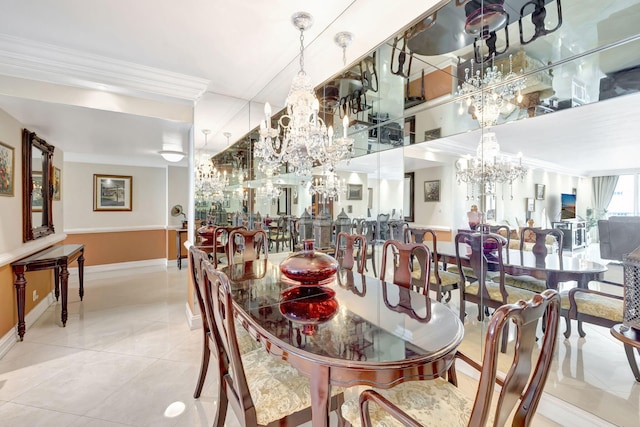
279, 286, 339, 335
280, 239, 338, 286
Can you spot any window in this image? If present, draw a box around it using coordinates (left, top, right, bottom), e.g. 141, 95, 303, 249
607, 174, 638, 216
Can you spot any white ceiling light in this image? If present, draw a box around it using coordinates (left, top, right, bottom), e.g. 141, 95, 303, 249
159, 150, 186, 162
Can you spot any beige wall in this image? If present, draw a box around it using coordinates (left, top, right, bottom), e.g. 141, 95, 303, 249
0, 108, 24, 253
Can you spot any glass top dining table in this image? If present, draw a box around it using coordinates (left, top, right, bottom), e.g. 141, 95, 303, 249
432, 241, 607, 289
219, 259, 464, 427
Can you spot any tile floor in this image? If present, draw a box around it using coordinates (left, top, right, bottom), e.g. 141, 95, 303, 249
0, 246, 637, 426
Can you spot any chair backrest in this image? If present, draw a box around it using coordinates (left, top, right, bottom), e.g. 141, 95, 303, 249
334, 232, 367, 274
469, 289, 560, 426
519, 227, 563, 259
213, 225, 247, 265
201, 261, 257, 425
188, 245, 211, 333
228, 229, 268, 264
380, 240, 431, 295
455, 232, 506, 295
361, 220, 376, 243
389, 220, 409, 241
377, 213, 391, 239
405, 227, 446, 282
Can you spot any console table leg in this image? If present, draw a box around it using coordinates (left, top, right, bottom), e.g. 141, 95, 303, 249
14, 271, 26, 341
54, 266, 60, 301
60, 264, 70, 326
78, 252, 85, 301
624, 344, 640, 382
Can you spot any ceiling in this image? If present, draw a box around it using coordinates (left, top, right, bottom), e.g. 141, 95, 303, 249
0, 0, 446, 166
0, 0, 638, 176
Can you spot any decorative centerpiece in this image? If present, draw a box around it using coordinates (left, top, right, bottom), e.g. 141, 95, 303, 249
279, 286, 338, 335
280, 239, 338, 286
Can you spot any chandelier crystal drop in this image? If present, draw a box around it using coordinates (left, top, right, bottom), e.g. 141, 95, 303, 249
457, 54, 527, 128
254, 12, 354, 177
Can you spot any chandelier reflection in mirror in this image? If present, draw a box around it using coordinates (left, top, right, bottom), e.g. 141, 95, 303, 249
456, 131, 527, 200
195, 130, 228, 203
254, 179, 282, 203
457, 54, 526, 128
255, 12, 354, 177
309, 170, 346, 201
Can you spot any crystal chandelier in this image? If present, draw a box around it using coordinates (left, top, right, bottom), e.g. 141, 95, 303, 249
254, 179, 282, 203
309, 170, 346, 201
457, 54, 526, 128
455, 131, 527, 199
195, 130, 228, 203
254, 12, 354, 177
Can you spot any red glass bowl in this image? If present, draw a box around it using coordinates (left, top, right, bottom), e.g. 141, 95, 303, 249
279, 286, 338, 335
280, 242, 338, 286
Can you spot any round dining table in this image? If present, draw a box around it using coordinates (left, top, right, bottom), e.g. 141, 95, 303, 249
220, 260, 464, 427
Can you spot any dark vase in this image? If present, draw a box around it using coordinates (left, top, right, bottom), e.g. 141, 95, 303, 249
280, 239, 338, 285
279, 286, 338, 335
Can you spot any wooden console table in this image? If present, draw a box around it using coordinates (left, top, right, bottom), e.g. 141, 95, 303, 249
176, 229, 188, 269
11, 244, 85, 341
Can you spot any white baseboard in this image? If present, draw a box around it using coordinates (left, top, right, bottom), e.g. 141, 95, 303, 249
0, 291, 55, 360
185, 302, 201, 330
67, 258, 167, 276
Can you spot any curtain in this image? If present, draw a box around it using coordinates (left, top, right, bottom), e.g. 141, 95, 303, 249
592, 175, 619, 218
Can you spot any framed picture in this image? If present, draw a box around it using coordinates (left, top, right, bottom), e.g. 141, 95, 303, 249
94, 174, 132, 211
535, 184, 546, 200
0, 141, 14, 196
32, 171, 43, 212
53, 167, 61, 201
424, 179, 440, 202
347, 184, 363, 200
527, 197, 535, 212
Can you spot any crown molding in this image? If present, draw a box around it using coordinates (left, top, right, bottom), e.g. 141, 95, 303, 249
0, 34, 210, 102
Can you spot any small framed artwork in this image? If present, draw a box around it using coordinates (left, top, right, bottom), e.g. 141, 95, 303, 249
526, 197, 535, 212
53, 167, 61, 201
424, 180, 440, 202
94, 174, 132, 211
347, 184, 363, 200
0, 141, 14, 196
32, 171, 43, 212
535, 184, 545, 200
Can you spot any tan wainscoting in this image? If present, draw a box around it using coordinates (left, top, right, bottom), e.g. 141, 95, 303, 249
434, 229, 452, 242
64, 229, 166, 266
0, 263, 52, 337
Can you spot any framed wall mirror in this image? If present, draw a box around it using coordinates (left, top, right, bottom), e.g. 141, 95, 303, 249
22, 129, 55, 242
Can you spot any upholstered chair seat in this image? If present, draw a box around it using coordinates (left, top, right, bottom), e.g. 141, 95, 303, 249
570, 289, 623, 322
499, 274, 547, 293
464, 281, 536, 303
240, 347, 342, 426
341, 377, 494, 427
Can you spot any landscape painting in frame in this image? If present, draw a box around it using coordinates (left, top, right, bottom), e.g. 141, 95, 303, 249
0, 141, 14, 196
94, 174, 132, 211
424, 180, 440, 202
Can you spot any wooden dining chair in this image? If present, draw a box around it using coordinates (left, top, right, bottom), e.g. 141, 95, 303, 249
455, 232, 538, 352
228, 229, 268, 264
334, 231, 367, 274
380, 240, 431, 295
341, 289, 561, 427
267, 216, 290, 252
404, 227, 459, 302
361, 220, 377, 277
200, 261, 344, 427
499, 227, 565, 294
213, 225, 247, 265
188, 245, 259, 399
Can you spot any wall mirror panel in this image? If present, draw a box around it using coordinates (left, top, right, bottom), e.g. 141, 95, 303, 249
22, 128, 55, 242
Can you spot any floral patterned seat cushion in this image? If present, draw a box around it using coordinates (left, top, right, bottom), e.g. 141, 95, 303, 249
465, 281, 536, 303
240, 348, 342, 425
573, 291, 623, 321
341, 377, 494, 427
499, 274, 547, 293
235, 321, 261, 353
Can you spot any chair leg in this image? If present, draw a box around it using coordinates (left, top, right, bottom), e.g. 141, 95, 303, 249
213, 385, 228, 427
193, 339, 210, 398
577, 320, 586, 337
563, 314, 572, 339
